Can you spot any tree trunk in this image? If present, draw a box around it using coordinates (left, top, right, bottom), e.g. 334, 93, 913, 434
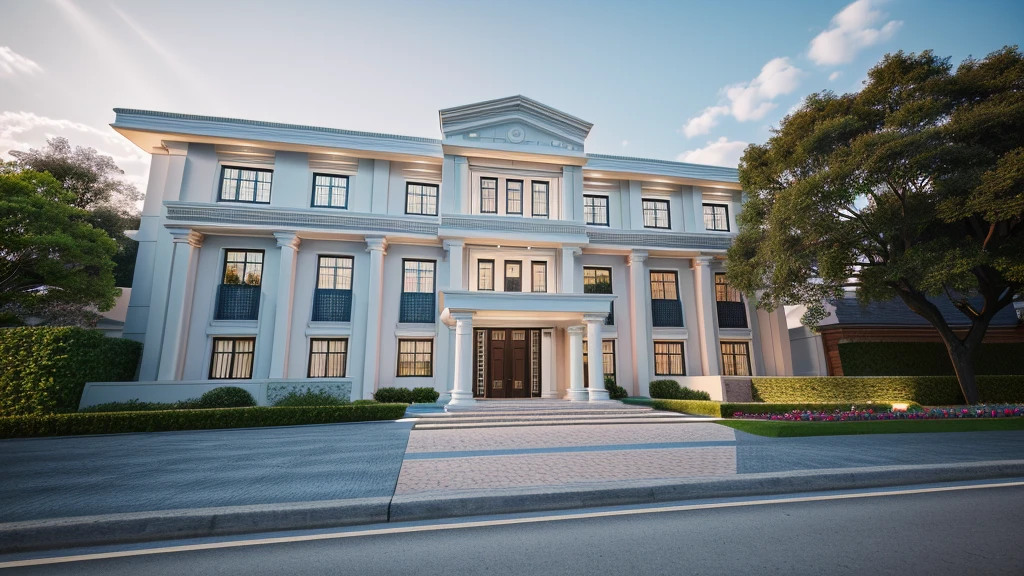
938, 337, 980, 405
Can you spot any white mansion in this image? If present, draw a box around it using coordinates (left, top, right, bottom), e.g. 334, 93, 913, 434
82, 96, 793, 409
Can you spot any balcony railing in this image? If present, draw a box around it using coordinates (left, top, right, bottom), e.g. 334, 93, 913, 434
215, 284, 261, 321
311, 288, 352, 322
400, 292, 435, 323
651, 299, 684, 327
717, 301, 748, 329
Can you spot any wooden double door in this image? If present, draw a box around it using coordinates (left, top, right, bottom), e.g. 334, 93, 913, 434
476, 328, 538, 398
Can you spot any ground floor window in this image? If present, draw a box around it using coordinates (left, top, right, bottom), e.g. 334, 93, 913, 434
721, 341, 752, 376
583, 340, 616, 386
308, 338, 348, 378
653, 341, 685, 376
397, 339, 433, 377
209, 337, 255, 379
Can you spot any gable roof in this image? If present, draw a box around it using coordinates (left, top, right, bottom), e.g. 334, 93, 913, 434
438, 95, 594, 147
828, 296, 1020, 327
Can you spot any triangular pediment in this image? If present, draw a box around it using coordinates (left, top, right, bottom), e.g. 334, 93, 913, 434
439, 95, 593, 154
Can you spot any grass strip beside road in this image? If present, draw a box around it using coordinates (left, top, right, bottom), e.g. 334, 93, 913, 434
719, 417, 1024, 437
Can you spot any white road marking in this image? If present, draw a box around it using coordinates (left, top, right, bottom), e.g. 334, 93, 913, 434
3, 480, 1022, 569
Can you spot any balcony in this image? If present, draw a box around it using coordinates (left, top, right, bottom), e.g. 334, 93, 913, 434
651, 299, 684, 327
311, 288, 353, 322
400, 292, 436, 323
717, 301, 748, 329
215, 284, 261, 321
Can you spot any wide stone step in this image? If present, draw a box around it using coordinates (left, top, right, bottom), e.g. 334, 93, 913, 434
411, 414, 715, 430
412, 412, 680, 424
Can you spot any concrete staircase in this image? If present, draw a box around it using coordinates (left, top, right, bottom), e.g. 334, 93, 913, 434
406, 399, 714, 430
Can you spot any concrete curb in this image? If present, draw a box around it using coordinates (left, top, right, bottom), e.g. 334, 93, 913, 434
4, 461, 1023, 554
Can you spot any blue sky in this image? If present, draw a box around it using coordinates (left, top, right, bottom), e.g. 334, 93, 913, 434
1, 0, 1021, 189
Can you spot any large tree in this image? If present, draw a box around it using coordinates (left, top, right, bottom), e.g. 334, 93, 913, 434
728, 47, 1024, 404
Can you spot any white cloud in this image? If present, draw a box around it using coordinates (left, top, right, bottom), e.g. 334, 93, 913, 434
677, 137, 749, 168
0, 46, 43, 78
621, 140, 629, 148
829, 71, 843, 81
808, 0, 902, 66
681, 57, 803, 136
683, 105, 729, 138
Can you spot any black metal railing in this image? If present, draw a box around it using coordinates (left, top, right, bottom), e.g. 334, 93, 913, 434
311, 288, 352, 322
717, 301, 748, 328
215, 284, 261, 321
651, 299, 684, 327
606, 302, 615, 325
399, 292, 435, 323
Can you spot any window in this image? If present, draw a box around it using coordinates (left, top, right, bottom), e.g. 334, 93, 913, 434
504, 261, 522, 292
583, 340, 616, 386
650, 271, 678, 300
531, 261, 547, 293
584, 195, 609, 226
650, 271, 683, 327
397, 339, 433, 376
400, 260, 435, 323
531, 181, 549, 218
209, 337, 255, 379
223, 250, 264, 285
583, 267, 612, 294
406, 182, 438, 216
703, 203, 729, 231
478, 260, 495, 291
311, 174, 348, 208
721, 342, 752, 376
312, 256, 354, 322
317, 256, 353, 290
715, 273, 741, 302
654, 342, 685, 376
308, 338, 348, 378
643, 199, 670, 229
403, 260, 435, 293
506, 180, 523, 215
219, 167, 272, 203
480, 177, 498, 213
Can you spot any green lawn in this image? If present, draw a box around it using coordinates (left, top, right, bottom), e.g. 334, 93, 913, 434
719, 417, 1024, 437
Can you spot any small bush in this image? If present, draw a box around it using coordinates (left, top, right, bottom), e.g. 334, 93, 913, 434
373, 387, 412, 403
604, 375, 629, 400
649, 380, 712, 401
198, 387, 256, 408
410, 387, 440, 403
272, 389, 348, 407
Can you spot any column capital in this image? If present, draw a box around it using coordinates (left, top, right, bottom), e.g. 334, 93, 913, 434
365, 236, 388, 254
167, 227, 203, 248
442, 239, 465, 251
273, 231, 301, 250
582, 313, 608, 325
693, 255, 715, 267
449, 311, 474, 322
567, 324, 586, 335
627, 250, 648, 266
561, 246, 583, 257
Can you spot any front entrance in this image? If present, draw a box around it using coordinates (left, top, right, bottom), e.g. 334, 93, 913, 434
474, 328, 541, 398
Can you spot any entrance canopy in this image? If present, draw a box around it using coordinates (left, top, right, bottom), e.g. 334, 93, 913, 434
438, 290, 615, 328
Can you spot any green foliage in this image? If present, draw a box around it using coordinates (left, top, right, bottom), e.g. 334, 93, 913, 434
272, 389, 349, 407
80, 399, 192, 413
604, 375, 629, 400
351, 399, 380, 406
0, 327, 142, 416
0, 404, 410, 439
198, 387, 257, 408
650, 399, 722, 417
649, 380, 713, 401
720, 418, 1024, 438
718, 402, 901, 418
750, 376, 1024, 405
839, 342, 1024, 376
373, 387, 437, 404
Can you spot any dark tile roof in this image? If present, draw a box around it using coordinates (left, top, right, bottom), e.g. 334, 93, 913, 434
830, 296, 1019, 327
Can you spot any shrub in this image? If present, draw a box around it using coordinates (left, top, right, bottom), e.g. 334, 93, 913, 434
651, 399, 722, 417
0, 327, 142, 416
351, 399, 380, 406
839, 342, 1024, 376
751, 376, 1024, 405
604, 375, 629, 400
373, 387, 412, 403
410, 387, 440, 403
80, 399, 183, 413
197, 387, 257, 408
718, 402, 903, 418
0, 404, 411, 439
272, 389, 348, 407
649, 380, 712, 401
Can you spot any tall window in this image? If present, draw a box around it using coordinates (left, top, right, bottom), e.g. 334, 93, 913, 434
478, 260, 495, 290
209, 337, 255, 379
397, 339, 433, 376
583, 340, 616, 386
312, 256, 353, 322
308, 338, 348, 378
403, 260, 435, 293
715, 273, 742, 302
650, 271, 682, 327
584, 195, 609, 226
480, 177, 498, 213
531, 181, 549, 218
406, 183, 438, 215
703, 204, 729, 231
643, 199, 670, 228
584, 267, 613, 325
311, 174, 348, 208
654, 342, 685, 376
721, 342, 751, 376
223, 250, 264, 285
506, 180, 524, 215
504, 261, 522, 292
400, 260, 435, 323
531, 261, 547, 293
317, 256, 353, 290
650, 271, 678, 300
219, 167, 272, 203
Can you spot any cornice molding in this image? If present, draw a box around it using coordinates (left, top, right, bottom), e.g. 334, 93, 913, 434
587, 229, 732, 252
164, 202, 439, 237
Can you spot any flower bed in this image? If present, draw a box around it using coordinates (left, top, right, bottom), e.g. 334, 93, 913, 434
733, 405, 1024, 421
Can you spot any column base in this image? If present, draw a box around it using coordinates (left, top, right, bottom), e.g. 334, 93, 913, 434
445, 389, 477, 410
565, 388, 589, 402
588, 388, 611, 401
541, 391, 559, 399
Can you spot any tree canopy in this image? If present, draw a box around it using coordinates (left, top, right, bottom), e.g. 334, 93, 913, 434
728, 46, 1024, 404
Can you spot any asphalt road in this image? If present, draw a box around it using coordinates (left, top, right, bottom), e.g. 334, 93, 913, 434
6, 483, 1023, 575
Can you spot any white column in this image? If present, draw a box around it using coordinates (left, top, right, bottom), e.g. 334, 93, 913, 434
447, 312, 476, 408
360, 236, 387, 399
628, 250, 651, 397
156, 228, 202, 381
585, 314, 610, 401
693, 256, 720, 376
565, 325, 587, 401
440, 239, 465, 401
268, 232, 300, 378
541, 329, 556, 398
560, 246, 581, 293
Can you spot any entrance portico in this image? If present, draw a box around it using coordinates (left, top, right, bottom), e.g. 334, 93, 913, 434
439, 290, 616, 408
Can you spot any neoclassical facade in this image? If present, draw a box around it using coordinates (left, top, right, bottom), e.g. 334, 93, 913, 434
82, 96, 793, 408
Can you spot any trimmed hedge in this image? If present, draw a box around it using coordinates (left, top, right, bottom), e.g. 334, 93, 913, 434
272, 389, 349, 407
839, 342, 1024, 376
0, 327, 142, 416
80, 387, 259, 413
650, 400, 907, 418
650, 380, 712, 401
374, 387, 440, 404
751, 376, 1024, 405
651, 399, 723, 417
0, 404, 410, 439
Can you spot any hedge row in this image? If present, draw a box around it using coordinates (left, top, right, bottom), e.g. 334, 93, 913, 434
650, 399, 903, 418
0, 327, 142, 416
650, 399, 723, 417
839, 342, 1024, 376
0, 404, 409, 439
751, 376, 1024, 405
